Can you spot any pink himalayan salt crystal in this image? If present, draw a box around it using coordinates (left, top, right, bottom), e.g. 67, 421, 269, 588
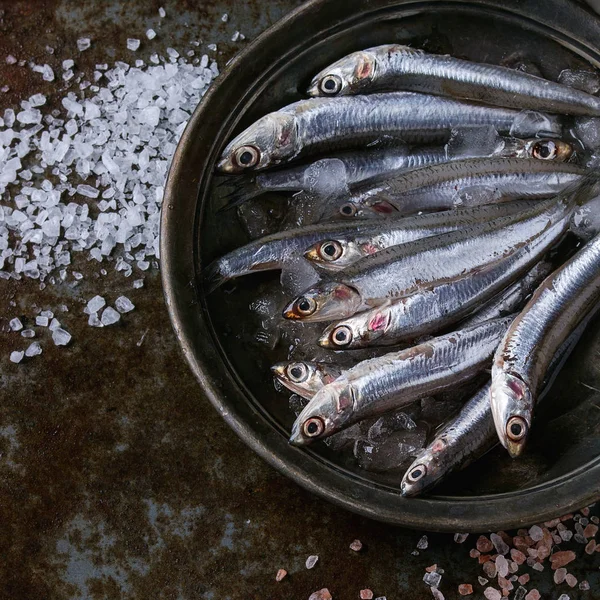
350, 539, 363, 552
525, 590, 540, 600
275, 568, 287, 582
309, 589, 332, 600
360, 590, 374, 600
483, 587, 501, 600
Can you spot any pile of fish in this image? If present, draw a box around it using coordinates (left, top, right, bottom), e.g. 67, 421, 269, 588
208, 44, 600, 496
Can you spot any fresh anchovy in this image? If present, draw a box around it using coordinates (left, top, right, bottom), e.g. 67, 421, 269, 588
307, 44, 600, 116
319, 251, 556, 349
216, 93, 561, 173
271, 361, 342, 400
283, 192, 577, 323
289, 316, 513, 445
219, 137, 571, 207
401, 303, 600, 497
304, 200, 539, 272
204, 201, 535, 290
338, 158, 584, 218
491, 231, 600, 457
459, 261, 554, 328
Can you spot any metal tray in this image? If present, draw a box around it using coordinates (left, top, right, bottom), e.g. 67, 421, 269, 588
161, 0, 600, 531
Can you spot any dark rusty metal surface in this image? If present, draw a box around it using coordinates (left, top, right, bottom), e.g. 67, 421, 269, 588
1, 1, 599, 599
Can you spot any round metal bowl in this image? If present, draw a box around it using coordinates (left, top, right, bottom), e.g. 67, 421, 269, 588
161, 0, 600, 531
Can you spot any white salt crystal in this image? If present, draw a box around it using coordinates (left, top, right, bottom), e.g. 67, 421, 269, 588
101, 306, 121, 326
62, 59, 74, 70
133, 279, 144, 289
21, 329, 35, 338
9, 318, 23, 331
77, 37, 91, 51
88, 313, 103, 327
35, 316, 49, 327
52, 327, 72, 346
49, 318, 61, 331
417, 535, 428, 550
207, 43, 217, 51
127, 39, 141, 51
231, 31, 240, 42
115, 296, 135, 313
221, 13, 228, 21
40, 310, 54, 319
139, 106, 160, 126
6, 55, 17, 64
41, 64, 55, 81
158, 6, 166, 17
86, 295, 106, 313
25, 342, 42, 357
146, 29, 156, 40
305, 555, 318, 569
76, 184, 99, 198
10, 351, 24, 364
167, 48, 179, 59
29, 93, 47, 107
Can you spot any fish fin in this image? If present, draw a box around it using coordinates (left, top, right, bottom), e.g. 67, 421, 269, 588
216, 176, 265, 212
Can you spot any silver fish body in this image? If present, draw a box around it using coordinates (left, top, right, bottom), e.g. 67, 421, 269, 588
216, 93, 560, 173
304, 200, 540, 272
289, 316, 513, 445
285, 195, 574, 322
272, 361, 342, 400
491, 231, 600, 457
319, 244, 558, 349
308, 44, 600, 116
205, 201, 537, 290
341, 158, 584, 217
402, 302, 600, 496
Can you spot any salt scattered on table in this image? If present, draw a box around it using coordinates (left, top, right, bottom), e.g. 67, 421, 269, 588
133, 279, 144, 289
350, 539, 363, 552
417, 535, 428, 550
423, 572, 441, 587
146, 29, 157, 40
35, 316, 49, 327
25, 342, 42, 357
52, 328, 72, 346
360, 590, 374, 600
86, 295, 106, 314
10, 351, 24, 364
127, 39, 141, 51
10, 318, 23, 331
308, 589, 331, 600
275, 568, 287, 582
158, 6, 166, 17
115, 296, 135, 313
21, 329, 35, 338
77, 37, 91, 51
101, 307, 121, 326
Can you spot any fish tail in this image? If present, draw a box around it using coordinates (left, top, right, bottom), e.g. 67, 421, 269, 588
203, 258, 228, 293
216, 176, 264, 212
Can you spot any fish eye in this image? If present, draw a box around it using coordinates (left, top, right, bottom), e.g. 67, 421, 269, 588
303, 416, 325, 438
319, 74, 342, 95
295, 296, 317, 316
339, 203, 357, 217
532, 140, 557, 160
287, 362, 309, 383
506, 416, 528, 441
319, 240, 343, 261
407, 464, 427, 482
234, 145, 260, 168
330, 325, 352, 347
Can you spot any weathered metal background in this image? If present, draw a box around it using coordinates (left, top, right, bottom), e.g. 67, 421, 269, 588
0, 1, 598, 599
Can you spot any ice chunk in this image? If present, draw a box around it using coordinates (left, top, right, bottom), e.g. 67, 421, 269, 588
52, 328, 72, 346
115, 296, 135, 313
324, 423, 364, 452
127, 39, 141, 51
303, 158, 349, 198
9, 318, 23, 331
86, 295, 106, 313
510, 110, 561, 138
367, 410, 417, 443
25, 342, 42, 357
558, 69, 600, 94
146, 29, 156, 40
77, 37, 91, 51
101, 306, 121, 326
10, 351, 24, 364
571, 117, 600, 151
446, 126, 503, 159
280, 257, 320, 297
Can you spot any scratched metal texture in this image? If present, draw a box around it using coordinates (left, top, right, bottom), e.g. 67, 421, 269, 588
0, 1, 598, 599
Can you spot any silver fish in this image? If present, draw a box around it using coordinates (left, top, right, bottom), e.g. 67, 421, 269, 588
289, 316, 513, 445
459, 261, 554, 328
304, 200, 539, 272
271, 361, 342, 400
491, 231, 600, 457
283, 194, 576, 323
205, 201, 534, 290
402, 302, 600, 496
219, 137, 571, 207
337, 157, 584, 218
319, 249, 557, 349
216, 93, 561, 173
307, 44, 600, 116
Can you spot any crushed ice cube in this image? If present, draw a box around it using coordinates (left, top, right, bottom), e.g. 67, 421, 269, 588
52, 328, 72, 346
115, 296, 135, 313
368, 411, 417, 443
558, 69, 600, 94
510, 110, 560, 138
571, 117, 600, 151
10, 351, 24, 363
280, 257, 320, 297
9, 318, 23, 331
25, 342, 42, 357
101, 306, 121, 326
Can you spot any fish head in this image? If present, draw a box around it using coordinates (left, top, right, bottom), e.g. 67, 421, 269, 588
289, 380, 356, 445
307, 51, 377, 97
528, 138, 573, 162
401, 437, 449, 497
490, 369, 533, 458
318, 305, 392, 349
282, 281, 362, 322
304, 238, 367, 271
271, 361, 340, 399
216, 112, 298, 173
